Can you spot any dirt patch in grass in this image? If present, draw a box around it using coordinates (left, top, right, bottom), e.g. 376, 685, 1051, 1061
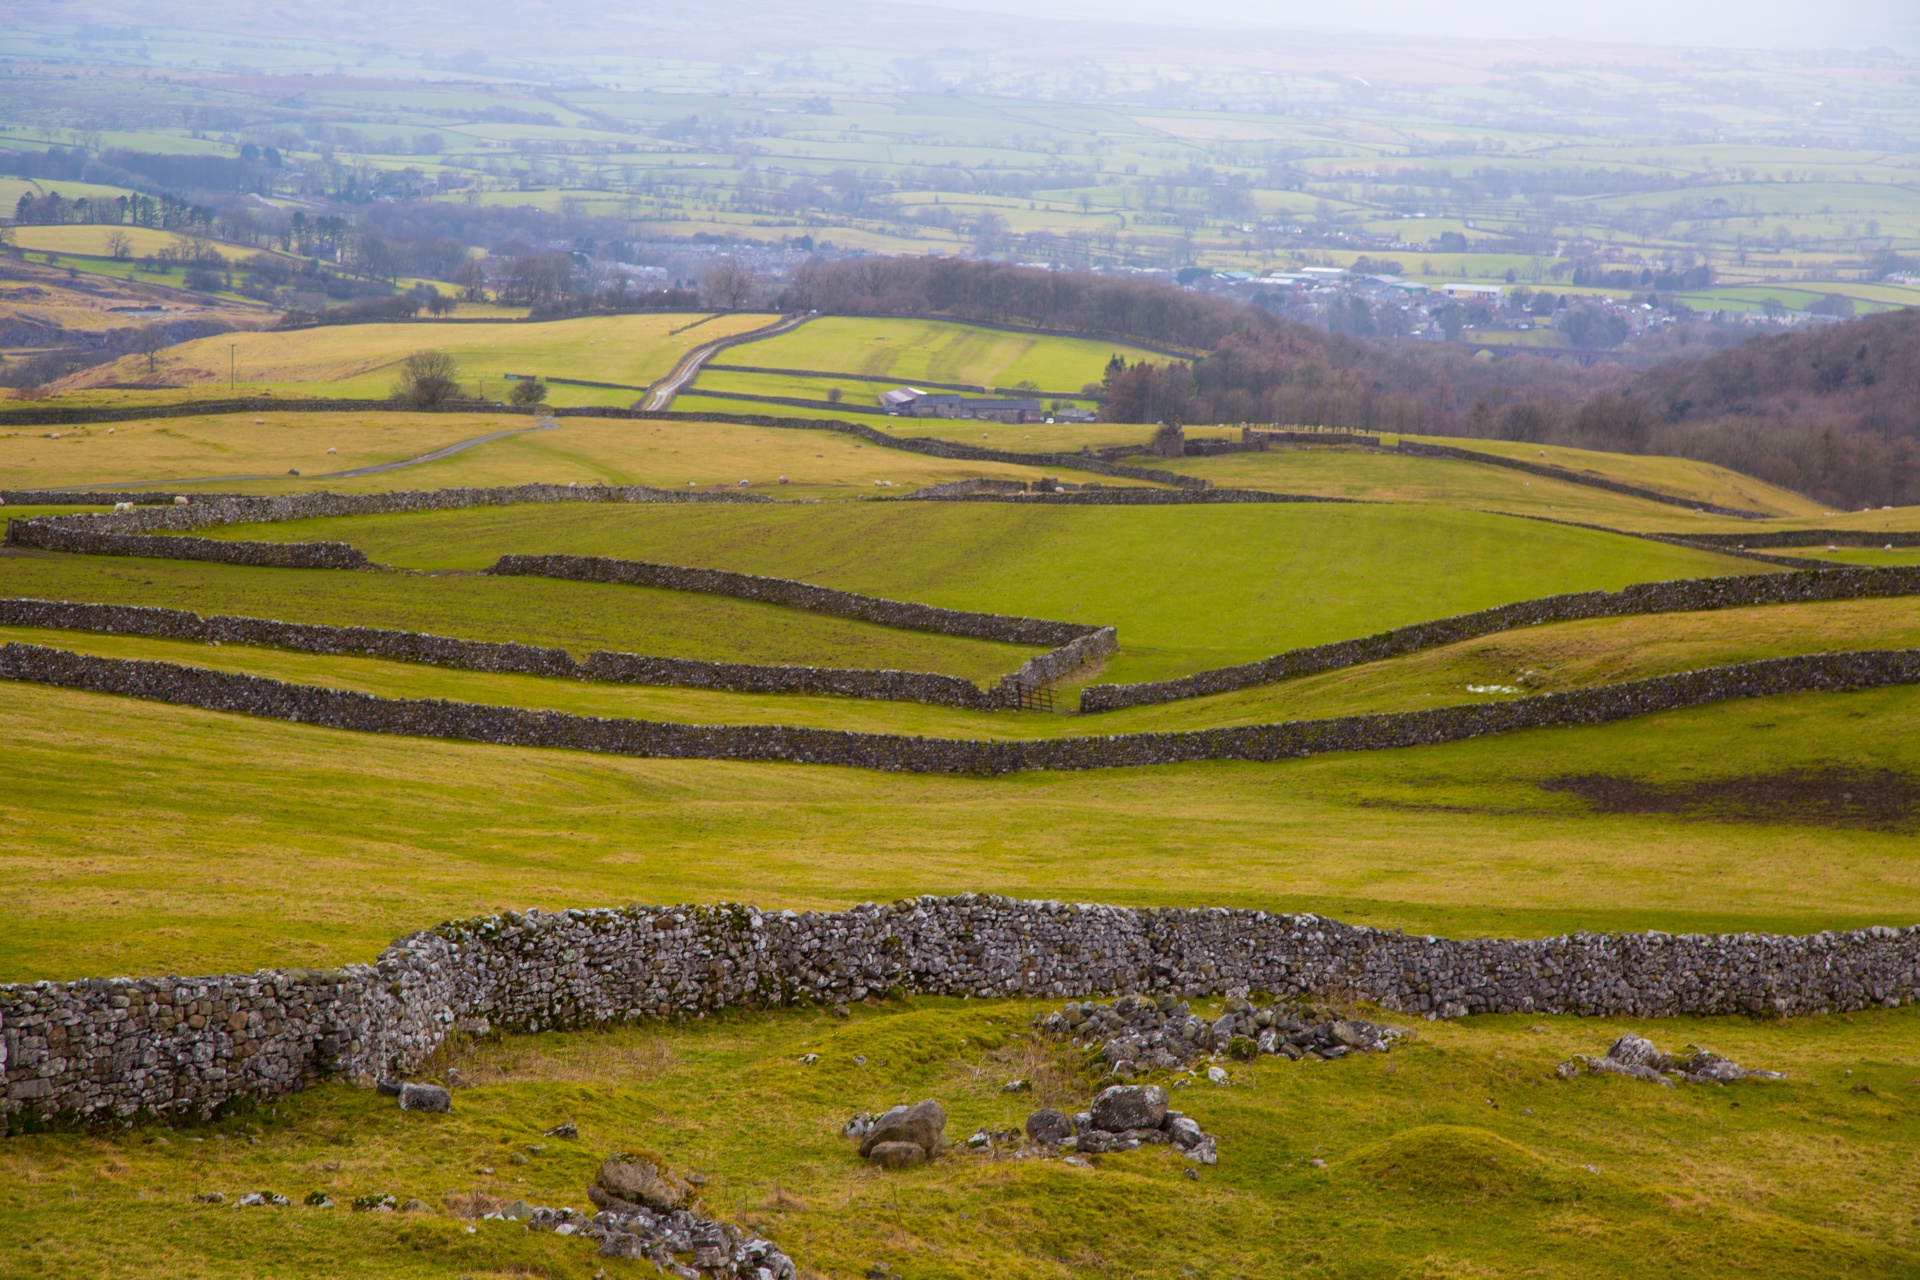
1540, 769, 1920, 832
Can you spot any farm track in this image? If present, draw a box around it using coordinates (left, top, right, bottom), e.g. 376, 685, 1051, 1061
643, 312, 812, 410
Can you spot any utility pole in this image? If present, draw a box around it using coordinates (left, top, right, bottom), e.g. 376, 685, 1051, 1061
229, 343, 236, 392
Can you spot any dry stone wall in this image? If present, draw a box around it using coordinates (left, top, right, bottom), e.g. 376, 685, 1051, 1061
487, 553, 1098, 648
7, 525, 373, 569
904, 487, 1352, 506
3, 640, 1917, 776
0, 599, 1006, 710
1082, 565, 1920, 712
5, 893, 1917, 1128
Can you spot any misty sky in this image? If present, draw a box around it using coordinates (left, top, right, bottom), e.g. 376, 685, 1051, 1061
914, 0, 1920, 50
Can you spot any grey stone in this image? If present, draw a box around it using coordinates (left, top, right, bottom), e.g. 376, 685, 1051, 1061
398, 1083, 450, 1113
1089, 1084, 1167, 1133
867, 1141, 927, 1170
1024, 1108, 1072, 1145
858, 1099, 945, 1159
596, 1153, 693, 1213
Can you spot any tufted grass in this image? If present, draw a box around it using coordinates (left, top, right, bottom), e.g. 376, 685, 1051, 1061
183, 501, 1765, 685
2, 676, 1919, 982
2, 997, 1919, 1277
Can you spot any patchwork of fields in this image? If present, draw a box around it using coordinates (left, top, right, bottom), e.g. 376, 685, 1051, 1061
5, 311, 1920, 1278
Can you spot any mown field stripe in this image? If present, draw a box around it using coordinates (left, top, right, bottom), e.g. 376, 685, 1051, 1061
4, 641, 1915, 774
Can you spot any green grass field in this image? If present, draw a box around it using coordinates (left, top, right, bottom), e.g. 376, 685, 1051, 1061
5, 673, 1920, 982
0, 413, 1129, 499
191, 502, 1762, 682
713, 317, 1167, 393
5, 997, 1918, 1279
57, 313, 777, 403
0, 552, 1040, 679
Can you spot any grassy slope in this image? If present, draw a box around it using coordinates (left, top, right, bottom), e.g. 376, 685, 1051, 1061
1400, 435, 1826, 518
0, 412, 531, 491
6, 594, 1916, 739
690, 368, 1098, 409
4, 999, 1917, 1279
57, 313, 776, 400
0, 415, 1135, 499
4, 677, 1920, 981
0, 552, 1039, 679
720, 316, 1162, 391
1157, 446, 1756, 530
195, 503, 1766, 683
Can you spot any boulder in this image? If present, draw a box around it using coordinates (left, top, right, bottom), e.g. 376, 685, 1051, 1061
1024, 1108, 1073, 1146
593, 1151, 693, 1213
1089, 1084, 1167, 1133
1166, 1117, 1205, 1150
397, 1083, 450, 1113
867, 1141, 928, 1170
857, 1099, 945, 1159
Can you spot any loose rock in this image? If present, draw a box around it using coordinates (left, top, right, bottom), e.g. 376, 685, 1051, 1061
1558, 1035, 1785, 1087
398, 1083, 451, 1113
593, 1152, 694, 1213
857, 1099, 945, 1161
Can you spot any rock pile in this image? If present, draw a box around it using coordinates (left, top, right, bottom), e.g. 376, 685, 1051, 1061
1026, 1084, 1218, 1163
1557, 1034, 1785, 1087
1037, 994, 1404, 1074
581, 1205, 793, 1279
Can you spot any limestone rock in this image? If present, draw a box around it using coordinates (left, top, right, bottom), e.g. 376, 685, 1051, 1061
867, 1141, 928, 1170
857, 1099, 945, 1159
397, 1083, 450, 1113
1024, 1108, 1073, 1146
1089, 1084, 1167, 1133
594, 1151, 693, 1213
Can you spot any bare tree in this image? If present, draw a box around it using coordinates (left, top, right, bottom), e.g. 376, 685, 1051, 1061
700, 258, 757, 310
105, 231, 133, 261
392, 350, 463, 407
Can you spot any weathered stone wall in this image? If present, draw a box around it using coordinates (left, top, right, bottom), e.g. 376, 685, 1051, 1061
1395, 440, 1765, 519
1081, 565, 1920, 712
1664, 530, 1920, 550
487, 553, 1099, 648
1005, 626, 1118, 689
6, 482, 768, 542
0, 599, 1008, 710
6, 525, 373, 569
3, 640, 1916, 776
5, 894, 1917, 1128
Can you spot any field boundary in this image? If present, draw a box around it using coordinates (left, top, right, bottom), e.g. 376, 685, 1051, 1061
1396, 439, 1770, 520
702, 362, 1090, 400
2, 641, 1915, 776
0, 598, 1028, 709
486, 551, 1097, 644
1078, 564, 1920, 712
6, 888, 1920, 1126
0, 400, 1207, 490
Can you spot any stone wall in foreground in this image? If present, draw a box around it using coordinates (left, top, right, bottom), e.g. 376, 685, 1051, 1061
1081, 565, 1920, 712
4, 894, 1916, 1127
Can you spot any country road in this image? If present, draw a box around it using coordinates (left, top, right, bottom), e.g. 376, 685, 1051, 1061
641, 312, 813, 410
